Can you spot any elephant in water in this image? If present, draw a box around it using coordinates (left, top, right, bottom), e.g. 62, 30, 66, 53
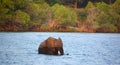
38, 37, 64, 55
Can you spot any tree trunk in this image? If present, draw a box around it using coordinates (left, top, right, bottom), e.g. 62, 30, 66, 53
109, 0, 111, 5
74, 0, 78, 9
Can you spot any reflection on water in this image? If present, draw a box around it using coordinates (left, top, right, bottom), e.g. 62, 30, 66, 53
0, 32, 120, 65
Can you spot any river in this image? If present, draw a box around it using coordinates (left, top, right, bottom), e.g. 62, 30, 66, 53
0, 32, 120, 65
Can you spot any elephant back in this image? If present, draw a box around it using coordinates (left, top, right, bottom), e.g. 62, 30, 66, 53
39, 41, 47, 48
46, 37, 63, 48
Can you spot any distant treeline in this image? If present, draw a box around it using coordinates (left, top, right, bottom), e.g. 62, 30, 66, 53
46, 0, 116, 8
0, 0, 120, 32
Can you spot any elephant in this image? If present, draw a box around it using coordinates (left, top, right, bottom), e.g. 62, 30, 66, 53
38, 37, 64, 55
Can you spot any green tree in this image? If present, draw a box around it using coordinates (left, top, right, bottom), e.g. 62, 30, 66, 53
0, 0, 14, 27
111, 0, 120, 32
96, 2, 110, 12
85, 2, 99, 31
24, 2, 40, 20
51, 4, 77, 26
85, 1, 94, 10
76, 8, 87, 21
14, 10, 30, 27
112, 0, 120, 14
33, 0, 45, 4
45, 0, 61, 6
24, 1, 51, 24
0, 0, 14, 20
14, 0, 25, 10
0, 0, 14, 10
95, 2, 118, 32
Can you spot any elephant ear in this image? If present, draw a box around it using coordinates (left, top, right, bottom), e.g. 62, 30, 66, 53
58, 37, 63, 46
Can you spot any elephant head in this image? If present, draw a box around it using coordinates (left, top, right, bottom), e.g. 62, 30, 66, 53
38, 37, 64, 55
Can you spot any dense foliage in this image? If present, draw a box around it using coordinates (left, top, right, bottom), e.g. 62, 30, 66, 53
0, 0, 119, 32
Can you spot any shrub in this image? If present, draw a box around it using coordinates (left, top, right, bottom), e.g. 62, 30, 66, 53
14, 10, 30, 25
51, 4, 77, 26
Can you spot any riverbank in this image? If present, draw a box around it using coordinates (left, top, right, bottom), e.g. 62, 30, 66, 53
0, 25, 120, 33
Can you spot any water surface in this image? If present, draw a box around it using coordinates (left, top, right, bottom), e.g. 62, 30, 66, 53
0, 32, 120, 65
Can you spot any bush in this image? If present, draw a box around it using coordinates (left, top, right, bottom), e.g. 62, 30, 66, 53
51, 4, 77, 26
95, 9, 118, 32
14, 10, 30, 25
111, 0, 120, 31
96, 2, 110, 12
85, 2, 99, 30
112, 0, 120, 14
24, 2, 51, 24
76, 8, 87, 21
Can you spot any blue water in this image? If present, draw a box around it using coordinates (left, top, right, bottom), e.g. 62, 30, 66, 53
0, 32, 120, 65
